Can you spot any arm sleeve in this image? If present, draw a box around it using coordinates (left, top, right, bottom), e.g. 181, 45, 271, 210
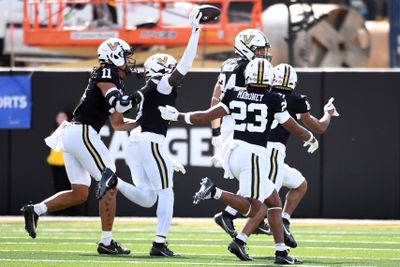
274, 110, 291, 124
156, 75, 174, 95
175, 31, 200, 75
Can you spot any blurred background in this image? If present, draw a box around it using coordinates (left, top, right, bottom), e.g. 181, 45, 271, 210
0, 0, 399, 219
0, 0, 397, 68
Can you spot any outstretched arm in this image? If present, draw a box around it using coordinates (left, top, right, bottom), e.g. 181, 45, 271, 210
158, 105, 228, 125
301, 97, 339, 134
281, 115, 319, 153
168, 8, 202, 87
300, 112, 332, 134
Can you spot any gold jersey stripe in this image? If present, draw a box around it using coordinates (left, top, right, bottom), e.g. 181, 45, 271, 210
268, 148, 278, 183
82, 124, 105, 172
151, 142, 168, 189
251, 153, 260, 199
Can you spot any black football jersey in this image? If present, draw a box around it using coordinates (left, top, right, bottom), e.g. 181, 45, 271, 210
268, 91, 311, 145
136, 85, 177, 136
218, 57, 248, 92
73, 66, 124, 133
220, 88, 287, 147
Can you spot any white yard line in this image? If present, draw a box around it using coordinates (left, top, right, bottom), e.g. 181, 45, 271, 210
1, 236, 400, 245
1, 216, 399, 225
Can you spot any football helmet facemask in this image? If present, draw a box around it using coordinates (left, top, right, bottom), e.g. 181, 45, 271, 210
244, 58, 274, 89
143, 53, 177, 79
97, 38, 136, 74
234, 29, 271, 61
272, 63, 297, 91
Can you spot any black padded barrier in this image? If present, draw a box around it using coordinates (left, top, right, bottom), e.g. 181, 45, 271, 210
1, 69, 399, 219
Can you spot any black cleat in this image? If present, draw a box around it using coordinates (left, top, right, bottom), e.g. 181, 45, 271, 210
96, 167, 118, 200
193, 177, 216, 205
253, 220, 272, 235
214, 212, 237, 238
20, 203, 39, 239
227, 239, 252, 261
274, 250, 303, 265
97, 240, 130, 255
150, 242, 180, 257
283, 218, 297, 248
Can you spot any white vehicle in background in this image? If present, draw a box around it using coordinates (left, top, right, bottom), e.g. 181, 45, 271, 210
0, 0, 194, 66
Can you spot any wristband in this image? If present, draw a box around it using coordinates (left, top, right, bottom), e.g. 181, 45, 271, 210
184, 113, 193, 125
212, 127, 221, 137
305, 131, 314, 143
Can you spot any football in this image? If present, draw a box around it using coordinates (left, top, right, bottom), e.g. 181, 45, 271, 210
198, 5, 221, 24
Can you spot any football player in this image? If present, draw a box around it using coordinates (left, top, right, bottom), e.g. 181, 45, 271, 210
208, 28, 274, 237
158, 58, 317, 264
213, 63, 339, 248
210, 28, 271, 148
21, 37, 160, 255
97, 7, 203, 257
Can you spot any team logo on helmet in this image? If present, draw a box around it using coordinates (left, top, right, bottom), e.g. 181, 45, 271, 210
107, 42, 119, 51
157, 56, 169, 65
242, 35, 255, 45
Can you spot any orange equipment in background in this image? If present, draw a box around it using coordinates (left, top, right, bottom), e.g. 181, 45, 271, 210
23, 0, 262, 47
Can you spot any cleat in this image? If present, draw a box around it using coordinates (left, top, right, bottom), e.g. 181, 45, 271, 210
283, 218, 297, 248
227, 239, 252, 261
96, 167, 118, 200
214, 212, 237, 238
252, 220, 272, 235
274, 250, 303, 265
97, 240, 130, 255
20, 203, 39, 239
150, 242, 180, 257
193, 177, 215, 205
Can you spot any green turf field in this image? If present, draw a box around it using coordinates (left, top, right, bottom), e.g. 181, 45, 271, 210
0, 217, 399, 267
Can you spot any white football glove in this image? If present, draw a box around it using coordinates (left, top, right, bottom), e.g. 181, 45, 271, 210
189, 7, 202, 31
303, 133, 319, 154
211, 154, 224, 168
170, 157, 186, 174
158, 105, 179, 121
211, 136, 223, 149
323, 97, 339, 117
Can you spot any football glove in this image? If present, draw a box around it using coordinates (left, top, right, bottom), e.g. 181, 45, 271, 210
323, 97, 339, 117
189, 7, 202, 32
158, 105, 179, 121
170, 157, 186, 174
303, 133, 319, 154
211, 136, 223, 149
211, 154, 224, 168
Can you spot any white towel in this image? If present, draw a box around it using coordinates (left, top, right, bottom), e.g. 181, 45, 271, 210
44, 121, 70, 151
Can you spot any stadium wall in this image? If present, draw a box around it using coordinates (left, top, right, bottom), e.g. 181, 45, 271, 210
0, 69, 399, 219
